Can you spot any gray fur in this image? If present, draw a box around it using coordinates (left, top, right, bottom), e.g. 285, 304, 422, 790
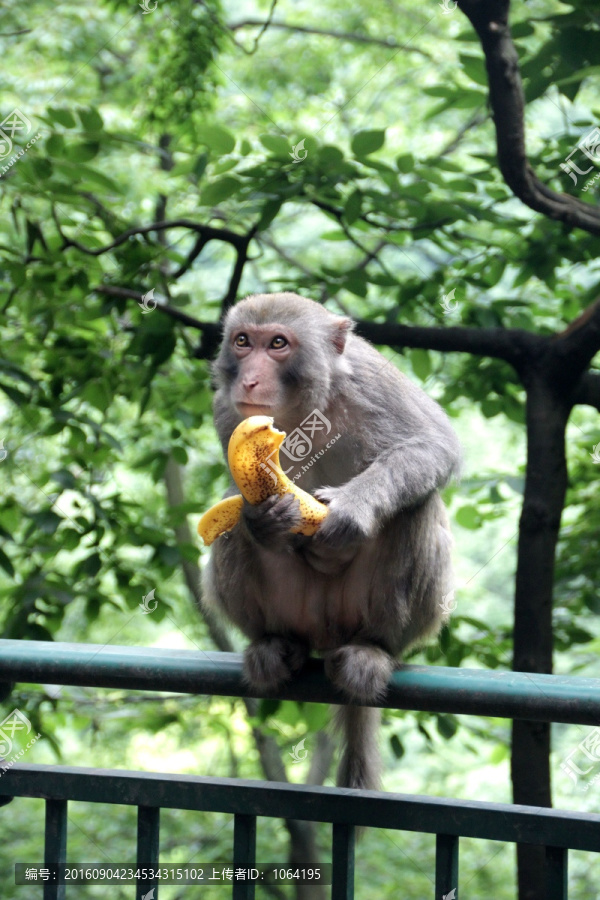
203, 292, 461, 790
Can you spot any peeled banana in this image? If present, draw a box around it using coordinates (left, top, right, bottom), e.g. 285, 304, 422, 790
198, 415, 328, 545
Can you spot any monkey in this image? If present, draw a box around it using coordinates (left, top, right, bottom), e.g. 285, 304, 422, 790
202, 291, 461, 791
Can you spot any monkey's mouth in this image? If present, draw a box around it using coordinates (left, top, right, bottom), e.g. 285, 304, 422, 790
236, 402, 274, 417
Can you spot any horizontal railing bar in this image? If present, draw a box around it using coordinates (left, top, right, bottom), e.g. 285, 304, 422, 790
2, 764, 599, 852
1, 640, 600, 724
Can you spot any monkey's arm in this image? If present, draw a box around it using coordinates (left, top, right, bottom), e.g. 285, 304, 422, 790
311, 400, 460, 553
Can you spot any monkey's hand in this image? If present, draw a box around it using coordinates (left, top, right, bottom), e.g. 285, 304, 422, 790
242, 493, 302, 551
303, 487, 373, 574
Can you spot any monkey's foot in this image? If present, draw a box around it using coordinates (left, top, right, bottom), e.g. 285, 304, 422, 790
324, 644, 394, 703
244, 635, 309, 690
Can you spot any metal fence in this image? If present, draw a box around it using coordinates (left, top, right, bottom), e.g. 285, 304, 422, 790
1, 639, 599, 899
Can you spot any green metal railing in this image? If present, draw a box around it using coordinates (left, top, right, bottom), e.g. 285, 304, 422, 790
1, 639, 599, 899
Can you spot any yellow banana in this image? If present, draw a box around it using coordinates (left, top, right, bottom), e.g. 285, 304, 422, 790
197, 495, 244, 546
198, 415, 328, 545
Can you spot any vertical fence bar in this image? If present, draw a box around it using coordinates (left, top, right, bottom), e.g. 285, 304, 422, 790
136, 805, 160, 900
332, 823, 355, 900
546, 846, 568, 900
44, 798, 67, 900
435, 833, 458, 900
233, 813, 256, 900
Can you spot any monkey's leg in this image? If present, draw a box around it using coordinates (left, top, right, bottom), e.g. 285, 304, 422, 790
243, 635, 309, 691
323, 643, 394, 703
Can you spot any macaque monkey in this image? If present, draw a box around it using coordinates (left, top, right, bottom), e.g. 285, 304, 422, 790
202, 292, 460, 790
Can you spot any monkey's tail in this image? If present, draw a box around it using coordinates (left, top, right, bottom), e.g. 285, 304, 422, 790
334, 705, 381, 791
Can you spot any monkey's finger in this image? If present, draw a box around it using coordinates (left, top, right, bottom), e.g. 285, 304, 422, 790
227, 415, 329, 535
243, 493, 302, 544
198, 495, 244, 545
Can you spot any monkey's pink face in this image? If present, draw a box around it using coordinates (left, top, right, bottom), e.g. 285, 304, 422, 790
228, 323, 300, 418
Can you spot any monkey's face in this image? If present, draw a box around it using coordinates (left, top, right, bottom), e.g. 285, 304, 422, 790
222, 323, 304, 421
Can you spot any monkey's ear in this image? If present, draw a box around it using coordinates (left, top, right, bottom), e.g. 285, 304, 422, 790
331, 317, 353, 355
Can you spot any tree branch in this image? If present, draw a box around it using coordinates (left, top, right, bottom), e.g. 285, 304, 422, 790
456, 0, 600, 235
354, 318, 540, 371
228, 19, 431, 58
552, 298, 600, 381
93, 284, 221, 356
221, 226, 258, 316
59, 219, 252, 257
572, 371, 600, 411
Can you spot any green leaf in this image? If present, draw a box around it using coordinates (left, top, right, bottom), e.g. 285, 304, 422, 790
351, 129, 385, 157
61, 529, 82, 551
344, 190, 363, 224
0, 546, 15, 578
259, 134, 291, 157
77, 553, 102, 578
46, 134, 65, 157
78, 107, 104, 132
31, 511, 62, 534
51, 469, 77, 490
456, 505, 482, 530
171, 445, 188, 465
396, 153, 414, 173
75, 164, 122, 193
47, 107, 77, 128
81, 380, 111, 412
200, 176, 242, 205
390, 734, 404, 759
65, 142, 100, 162
258, 698, 280, 721
481, 398, 503, 418
459, 53, 488, 86
256, 198, 282, 231
410, 349, 432, 381
198, 125, 236, 155
436, 714, 458, 740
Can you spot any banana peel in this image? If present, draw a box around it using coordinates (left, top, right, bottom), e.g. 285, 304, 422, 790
198, 415, 328, 545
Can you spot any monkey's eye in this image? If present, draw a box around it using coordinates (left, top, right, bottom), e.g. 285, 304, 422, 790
234, 333, 249, 348
270, 335, 288, 350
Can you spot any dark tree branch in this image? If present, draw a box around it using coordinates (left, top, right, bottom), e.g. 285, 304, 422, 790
309, 195, 450, 236
354, 319, 540, 370
59, 219, 252, 257
228, 19, 431, 58
221, 226, 258, 316
573, 371, 600, 411
93, 284, 221, 354
456, 0, 600, 235
552, 298, 600, 378
171, 234, 209, 279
